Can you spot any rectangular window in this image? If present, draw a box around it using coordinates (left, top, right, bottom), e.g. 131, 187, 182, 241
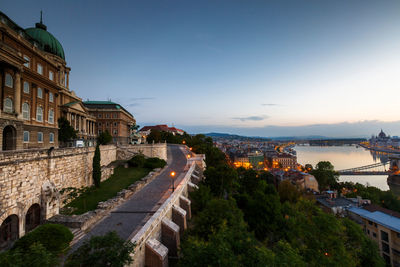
37, 63, 43, 75
98, 114, 102, 118
114, 122, 118, 126
23, 81, 30, 93
381, 230, 389, 242
37, 88, 43, 98
23, 55, 30, 68
49, 71, 54, 81
382, 242, 390, 254
373, 232, 377, 238
37, 132, 43, 143
23, 131, 29, 142
113, 113, 117, 118
106, 113, 109, 118
98, 130, 102, 134
49, 92, 54, 102
49, 133, 54, 143
48, 109, 54, 124
98, 122, 102, 126
113, 129, 118, 135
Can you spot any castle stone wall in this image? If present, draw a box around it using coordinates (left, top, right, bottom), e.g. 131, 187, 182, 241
0, 145, 116, 238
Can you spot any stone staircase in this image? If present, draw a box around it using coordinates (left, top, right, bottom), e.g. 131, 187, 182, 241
70, 228, 85, 246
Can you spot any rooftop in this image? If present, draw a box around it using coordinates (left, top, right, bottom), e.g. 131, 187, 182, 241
83, 101, 133, 118
348, 206, 400, 233
316, 196, 355, 208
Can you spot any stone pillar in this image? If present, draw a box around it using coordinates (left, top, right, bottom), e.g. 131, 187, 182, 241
191, 174, 201, 184
172, 205, 187, 237
145, 239, 168, 267
14, 71, 21, 117
187, 182, 198, 193
179, 196, 191, 220
161, 218, 180, 257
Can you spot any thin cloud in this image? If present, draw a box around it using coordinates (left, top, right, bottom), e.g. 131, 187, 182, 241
232, 115, 269, 122
129, 97, 155, 101
261, 103, 280, 106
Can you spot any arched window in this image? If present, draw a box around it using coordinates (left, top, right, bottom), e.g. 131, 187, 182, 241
37, 88, 43, 99
36, 106, 43, 122
48, 109, 54, 124
23, 81, 30, 94
22, 103, 30, 120
5, 73, 13, 88
3, 98, 13, 113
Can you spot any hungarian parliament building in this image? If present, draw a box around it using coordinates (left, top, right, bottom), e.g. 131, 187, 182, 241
369, 129, 400, 149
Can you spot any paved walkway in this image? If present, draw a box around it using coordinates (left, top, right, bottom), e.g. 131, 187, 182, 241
72, 145, 188, 250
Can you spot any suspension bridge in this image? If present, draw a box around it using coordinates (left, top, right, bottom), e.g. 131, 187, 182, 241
337, 160, 390, 175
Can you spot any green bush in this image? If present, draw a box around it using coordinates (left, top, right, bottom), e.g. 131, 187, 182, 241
65, 231, 135, 267
0, 242, 59, 267
12, 224, 73, 255
128, 154, 146, 167
144, 157, 166, 169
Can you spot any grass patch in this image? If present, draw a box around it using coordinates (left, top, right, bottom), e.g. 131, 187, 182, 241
63, 166, 150, 215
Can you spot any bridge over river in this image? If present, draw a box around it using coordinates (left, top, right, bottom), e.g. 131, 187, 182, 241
337, 160, 391, 175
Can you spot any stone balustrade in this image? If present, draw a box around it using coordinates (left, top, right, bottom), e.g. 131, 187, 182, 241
128, 158, 204, 267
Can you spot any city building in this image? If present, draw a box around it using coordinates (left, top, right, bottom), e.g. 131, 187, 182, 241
83, 101, 136, 145
0, 12, 95, 150
139, 124, 185, 137
271, 153, 297, 170
348, 205, 400, 266
370, 130, 400, 149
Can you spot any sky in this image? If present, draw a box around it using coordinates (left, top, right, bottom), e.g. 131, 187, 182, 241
2, 0, 400, 137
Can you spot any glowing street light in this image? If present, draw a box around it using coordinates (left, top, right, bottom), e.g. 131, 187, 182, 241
170, 171, 176, 192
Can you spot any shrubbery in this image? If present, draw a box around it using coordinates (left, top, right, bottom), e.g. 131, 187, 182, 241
128, 154, 166, 169
12, 224, 73, 255
128, 154, 145, 167
0, 242, 58, 267
144, 157, 166, 169
65, 231, 134, 267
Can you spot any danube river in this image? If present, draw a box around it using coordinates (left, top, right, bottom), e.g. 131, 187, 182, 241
295, 145, 390, 191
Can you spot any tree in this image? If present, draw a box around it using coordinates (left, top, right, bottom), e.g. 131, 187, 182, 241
278, 180, 301, 203
58, 117, 77, 143
0, 242, 59, 267
65, 231, 135, 267
304, 164, 313, 172
97, 130, 112, 145
93, 144, 101, 187
146, 130, 162, 143
311, 161, 339, 190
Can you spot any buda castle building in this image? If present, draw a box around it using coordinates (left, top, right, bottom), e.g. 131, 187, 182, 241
0, 12, 118, 151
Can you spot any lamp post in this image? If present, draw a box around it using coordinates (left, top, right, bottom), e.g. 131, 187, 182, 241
170, 171, 176, 192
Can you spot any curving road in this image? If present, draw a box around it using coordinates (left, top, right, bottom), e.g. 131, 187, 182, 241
71, 145, 188, 250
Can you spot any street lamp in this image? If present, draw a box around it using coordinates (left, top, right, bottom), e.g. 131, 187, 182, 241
170, 171, 176, 192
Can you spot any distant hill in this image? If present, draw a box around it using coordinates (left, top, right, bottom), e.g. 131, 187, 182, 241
204, 132, 365, 141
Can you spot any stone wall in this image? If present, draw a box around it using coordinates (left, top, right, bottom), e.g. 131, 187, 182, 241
117, 143, 167, 161
0, 145, 116, 238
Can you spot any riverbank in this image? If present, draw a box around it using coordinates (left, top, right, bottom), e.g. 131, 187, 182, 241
359, 143, 400, 155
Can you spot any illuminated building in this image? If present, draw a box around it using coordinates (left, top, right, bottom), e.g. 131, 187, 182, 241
0, 12, 96, 150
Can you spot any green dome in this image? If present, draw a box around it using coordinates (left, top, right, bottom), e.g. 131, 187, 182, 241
25, 23, 65, 60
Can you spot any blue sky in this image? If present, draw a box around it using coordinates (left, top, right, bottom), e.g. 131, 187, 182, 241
2, 0, 400, 137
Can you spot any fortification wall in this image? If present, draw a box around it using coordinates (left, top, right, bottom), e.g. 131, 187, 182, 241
0, 145, 116, 238
117, 143, 167, 161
